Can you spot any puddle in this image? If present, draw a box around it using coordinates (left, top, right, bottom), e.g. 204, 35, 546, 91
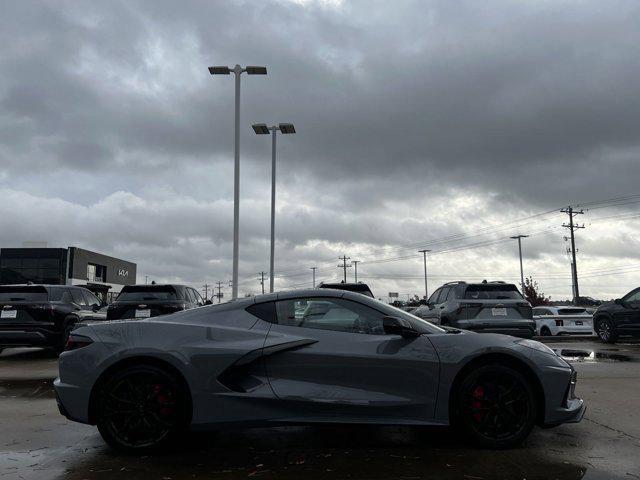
0, 378, 55, 399
555, 348, 634, 363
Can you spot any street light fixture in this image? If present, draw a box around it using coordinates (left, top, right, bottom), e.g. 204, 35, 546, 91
252, 122, 296, 293
209, 64, 267, 299
510, 235, 529, 293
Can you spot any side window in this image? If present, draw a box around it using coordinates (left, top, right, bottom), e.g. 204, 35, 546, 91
437, 287, 451, 303
183, 288, 195, 303
275, 297, 386, 335
48, 287, 63, 301
192, 289, 204, 305
82, 290, 101, 306
61, 289, 74, 303
70, 289, 87, 305
624, 290, 640, 304
427, 289, 441, 305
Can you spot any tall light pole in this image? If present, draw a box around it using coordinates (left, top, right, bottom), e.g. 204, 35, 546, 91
510, 235, 529, 293
418, 250, 430, 299
209, 65, 267, 299
252, 123, 296, 293
310, 267, 317, 287
352, 260, 360, 282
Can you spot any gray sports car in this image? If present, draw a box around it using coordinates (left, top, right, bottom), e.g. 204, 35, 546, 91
54, 289, 584, 453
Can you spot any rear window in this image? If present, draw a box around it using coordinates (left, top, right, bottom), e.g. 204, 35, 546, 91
558, 308, 587, 315
464, 284, 522, 300
0, 286, 48, 302
116, 286, 178, 302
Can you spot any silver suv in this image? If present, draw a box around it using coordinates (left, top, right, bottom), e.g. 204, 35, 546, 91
412, 281, 535, 338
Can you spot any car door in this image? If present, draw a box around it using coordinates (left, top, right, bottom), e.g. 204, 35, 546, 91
614, 289, 640, 332
262, 295, 441, 423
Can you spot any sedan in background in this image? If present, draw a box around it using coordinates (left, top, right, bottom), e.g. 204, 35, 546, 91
533, 306, 594, 336
56, 288, 584, 453
106, 284, 206, 320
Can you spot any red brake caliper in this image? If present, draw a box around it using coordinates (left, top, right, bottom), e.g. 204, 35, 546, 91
153, 384, 173, 416
472, 385, 484, 422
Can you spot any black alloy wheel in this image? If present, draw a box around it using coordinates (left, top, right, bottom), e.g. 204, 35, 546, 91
456, 365, 536, 448
96, 365, 187, 453
596, 318, 617, 344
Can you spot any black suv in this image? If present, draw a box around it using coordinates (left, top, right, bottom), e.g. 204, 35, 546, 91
0, 284, 107, 353
318, 282, 375, 298
593, 287, 640, 343
106, 284, 206, 320
412, 281, 535, 338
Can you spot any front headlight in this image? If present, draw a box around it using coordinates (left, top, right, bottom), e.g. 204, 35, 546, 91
516, 339, 557, 356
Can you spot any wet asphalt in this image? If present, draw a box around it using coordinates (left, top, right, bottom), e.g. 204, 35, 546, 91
1, 339, 639, 480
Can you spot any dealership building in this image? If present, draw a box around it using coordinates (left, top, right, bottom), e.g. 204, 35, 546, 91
0, 247, 137, 302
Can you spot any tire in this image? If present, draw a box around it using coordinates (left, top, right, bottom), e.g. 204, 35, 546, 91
540, 326, 552, 336
453, 365, 537, 449
596, 318, 618, 344
54, 320, 77, 355
96, 364, 189, 454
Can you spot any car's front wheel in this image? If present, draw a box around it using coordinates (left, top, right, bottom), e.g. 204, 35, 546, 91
596, 318, 618, 343
539, 326, 552, 336
454, 365, 537, 448
96, 364, 189, 453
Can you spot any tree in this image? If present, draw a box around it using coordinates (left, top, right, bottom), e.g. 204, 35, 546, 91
522, 276, 551, 306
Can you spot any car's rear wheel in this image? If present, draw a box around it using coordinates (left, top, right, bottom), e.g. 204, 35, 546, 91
539, 326, 552, 336
454, 365, 536, 448
596, 318, 618, 343
96, 365, 188, 453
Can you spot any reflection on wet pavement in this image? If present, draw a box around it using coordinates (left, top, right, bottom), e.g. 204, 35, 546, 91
54, 426, 601, 480
0, 378, 55, 399
555, 349, 634, 363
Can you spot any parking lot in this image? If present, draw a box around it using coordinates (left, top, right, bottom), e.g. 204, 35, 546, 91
1, 338, 639, 480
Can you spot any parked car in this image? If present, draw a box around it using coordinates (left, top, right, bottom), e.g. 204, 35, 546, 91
318, 282, 374, 298
593, 287, 640, 343
533, 306, 593, 336
412, 281, 535, 338
106, 284, 206, 320
55, 288, 584, 453
0, 284, 106, 353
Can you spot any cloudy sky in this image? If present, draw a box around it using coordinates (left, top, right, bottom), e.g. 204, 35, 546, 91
2, 0, 640, 301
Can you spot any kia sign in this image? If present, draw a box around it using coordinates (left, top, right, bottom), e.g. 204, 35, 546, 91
118, 269, 129, 277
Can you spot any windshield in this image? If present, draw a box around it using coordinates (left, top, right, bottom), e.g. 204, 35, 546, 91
0, 286, 48, 302
464, 284, 522, 300
558, 308, 587, 315
381, 302, 446, 334
116, 286, 177, 302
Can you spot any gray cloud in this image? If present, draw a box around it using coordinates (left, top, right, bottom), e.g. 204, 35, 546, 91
1, 0, 640, 300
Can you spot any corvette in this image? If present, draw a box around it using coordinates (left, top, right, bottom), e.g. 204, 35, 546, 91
54, 289, 584, 452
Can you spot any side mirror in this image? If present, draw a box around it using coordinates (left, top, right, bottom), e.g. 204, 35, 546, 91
205, 299, 213, 305
92, 303, 101, 311
427, 302, 434, 310
614, 298, 624, 306
383, 316, 420, 338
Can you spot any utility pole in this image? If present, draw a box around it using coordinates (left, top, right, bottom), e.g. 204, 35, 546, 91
215, 281, 224, 303
258, 271, 266, 294
310, 267, 317, 287
561, 206, 585, 305
510, 235, 529, 293
202, 283, 210, 301
352, 260, 360, 283
418, 249, 431, 300
145, 275, 149, 284
338, 256, 351, 283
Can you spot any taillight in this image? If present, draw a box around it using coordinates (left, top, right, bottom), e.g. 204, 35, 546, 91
34, 304, 55, 313
64, 334, 93, 351
555, 319, 564, 327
